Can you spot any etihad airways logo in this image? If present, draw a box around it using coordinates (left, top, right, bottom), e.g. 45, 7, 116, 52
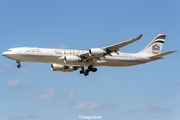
152, 44, 160, 54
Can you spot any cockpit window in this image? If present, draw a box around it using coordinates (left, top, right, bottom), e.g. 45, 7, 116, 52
6, 49, 12, 52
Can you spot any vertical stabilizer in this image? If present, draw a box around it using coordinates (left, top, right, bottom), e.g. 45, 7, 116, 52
138, 34, 166, 55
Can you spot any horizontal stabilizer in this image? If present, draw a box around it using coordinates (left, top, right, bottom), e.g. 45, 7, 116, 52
150, 50, 177, 59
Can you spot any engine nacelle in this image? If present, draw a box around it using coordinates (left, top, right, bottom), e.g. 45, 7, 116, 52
51, 63, 77, 72
64, 56, 82, 63
89, 48, 107, 57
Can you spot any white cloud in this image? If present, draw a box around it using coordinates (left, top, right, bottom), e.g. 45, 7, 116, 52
0, 64, 12, 72
2, 64, 11, 67
72, 102, 118, 110
100, 103, 119, 109
167, 81, 180, 86
10, 115, 37, 120
67, 92, 76, 98
59, 44, 68, 49
37, 89, 55, 99
28, 115, 37, 119
73, 102, 100, 110
6, 80, 20, 87
60, 92, 76, 99
9, 116, 24, 120
61, 92, 76, 99
127, 105, 171, 115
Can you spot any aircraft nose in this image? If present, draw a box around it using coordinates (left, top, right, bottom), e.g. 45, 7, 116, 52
2, 51, 8, 57
2, 52, 6, 56
2, 50, 16, 59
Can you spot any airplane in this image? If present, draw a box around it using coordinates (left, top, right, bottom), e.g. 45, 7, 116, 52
2, 34, 177, 76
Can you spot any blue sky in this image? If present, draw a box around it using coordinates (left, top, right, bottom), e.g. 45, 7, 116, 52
0, 0, 180, 120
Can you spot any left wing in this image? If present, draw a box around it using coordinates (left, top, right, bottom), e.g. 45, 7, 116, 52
103, 34, 143, 52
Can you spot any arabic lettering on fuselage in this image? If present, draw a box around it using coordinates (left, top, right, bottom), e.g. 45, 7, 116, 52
54, 50, 85, 55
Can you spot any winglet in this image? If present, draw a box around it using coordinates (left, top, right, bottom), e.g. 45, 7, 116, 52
150, 50, 177, 59
136, 34, 143, 40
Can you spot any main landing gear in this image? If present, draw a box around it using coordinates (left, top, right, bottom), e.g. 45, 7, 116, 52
16, 60, 21, 68
79, 65, 97, 76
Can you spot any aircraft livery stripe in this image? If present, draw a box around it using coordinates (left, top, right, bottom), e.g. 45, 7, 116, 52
155, 38, 165, 41
154, 38, 165, 43
156, 35, 166, 39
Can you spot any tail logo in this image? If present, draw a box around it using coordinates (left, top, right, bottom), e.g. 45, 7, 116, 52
152, 44, 160, 54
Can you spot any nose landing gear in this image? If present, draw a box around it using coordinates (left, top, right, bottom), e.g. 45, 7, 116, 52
16, 61, 21, 68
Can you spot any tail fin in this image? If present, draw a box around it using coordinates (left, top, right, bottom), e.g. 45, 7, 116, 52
138, 34, 166, 55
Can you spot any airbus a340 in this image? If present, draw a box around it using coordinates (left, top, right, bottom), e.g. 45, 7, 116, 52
2, 34, 177, 76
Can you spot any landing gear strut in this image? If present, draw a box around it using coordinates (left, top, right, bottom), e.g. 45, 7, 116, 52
79, 67, 88, 76
79, 65, 97, 76
80, 67, 85, 74
16, 61, 21, 68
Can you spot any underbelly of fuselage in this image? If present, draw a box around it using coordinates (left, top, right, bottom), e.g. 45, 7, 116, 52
14, 55, 145, 67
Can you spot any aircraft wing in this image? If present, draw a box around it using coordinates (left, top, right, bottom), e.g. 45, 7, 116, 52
80, 34, 143, 58
103, 34, 143, 52
150, 50, 177, 60
103, 34, 143, 51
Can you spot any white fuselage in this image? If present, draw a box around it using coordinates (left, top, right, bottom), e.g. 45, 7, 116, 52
2, 47, 151, 67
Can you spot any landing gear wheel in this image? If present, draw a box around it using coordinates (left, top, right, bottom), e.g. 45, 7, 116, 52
87, 65, 97, 72
80, 67, 85, 74
80, 70, 84, 74
83, 69, 90, 76
80, 66, 97, 76
85, 69, 90, 73
16, 60, 21, 68
17, 64, 21, 68
84, 72, 89, 76
88, 65, 93, 70
92, 68, 97, 72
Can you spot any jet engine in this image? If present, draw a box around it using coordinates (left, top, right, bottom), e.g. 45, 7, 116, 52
89, 48, 107, 57
51, 63, 77, 72
64, 56, 82, 63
